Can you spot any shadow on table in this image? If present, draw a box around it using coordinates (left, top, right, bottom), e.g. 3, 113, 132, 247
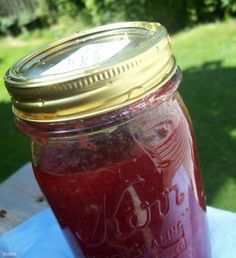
180, 61, 236, 209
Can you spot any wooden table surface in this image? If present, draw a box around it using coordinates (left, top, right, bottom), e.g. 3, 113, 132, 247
0, 163, 48, 236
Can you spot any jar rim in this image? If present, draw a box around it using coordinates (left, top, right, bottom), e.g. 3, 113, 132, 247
16, 69, 181, 139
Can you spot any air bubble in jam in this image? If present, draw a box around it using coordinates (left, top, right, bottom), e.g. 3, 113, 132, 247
156, 121, 171, 139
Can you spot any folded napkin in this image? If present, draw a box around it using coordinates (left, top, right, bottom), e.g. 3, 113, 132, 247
0, 206, 236, 258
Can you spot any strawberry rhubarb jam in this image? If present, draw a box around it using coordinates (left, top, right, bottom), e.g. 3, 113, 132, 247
4, 22, 211, 258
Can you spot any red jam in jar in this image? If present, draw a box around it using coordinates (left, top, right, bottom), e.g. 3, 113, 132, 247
5, 22, 211, 258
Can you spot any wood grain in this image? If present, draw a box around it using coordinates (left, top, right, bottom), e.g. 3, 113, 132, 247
0, 163, 48, 236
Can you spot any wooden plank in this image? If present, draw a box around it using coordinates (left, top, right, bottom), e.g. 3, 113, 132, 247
0, 163, 48, 236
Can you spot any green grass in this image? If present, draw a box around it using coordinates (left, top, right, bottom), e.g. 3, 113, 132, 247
172, 21, 236, 211
0, 20, 236, 211
0, 37, 49, 182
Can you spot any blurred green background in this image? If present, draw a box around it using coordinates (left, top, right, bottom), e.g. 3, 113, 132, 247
0, 0, 236, 211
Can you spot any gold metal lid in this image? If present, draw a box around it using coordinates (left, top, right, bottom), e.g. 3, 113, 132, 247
4, 21, 176, 122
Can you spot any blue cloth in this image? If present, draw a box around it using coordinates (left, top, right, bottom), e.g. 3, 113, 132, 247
0, 206, 236, 258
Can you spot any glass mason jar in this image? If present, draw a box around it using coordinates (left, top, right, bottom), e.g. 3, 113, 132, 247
4, 22, 211, 258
